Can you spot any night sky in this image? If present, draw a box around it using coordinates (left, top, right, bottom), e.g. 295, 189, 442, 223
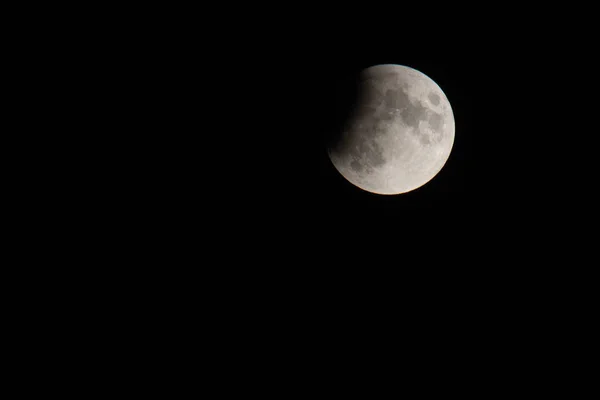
238, 17, 505, 251
148, 5, 592, 263
79, 5, 596, 381
134, 4, 596, 294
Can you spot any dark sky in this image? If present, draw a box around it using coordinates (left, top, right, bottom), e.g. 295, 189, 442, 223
137, 4, 596, 274
21, 6, 594, 382
83, 5, 597, 365
231, 15, 511, 237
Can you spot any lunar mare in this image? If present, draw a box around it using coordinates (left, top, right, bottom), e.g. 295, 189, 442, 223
327, 64, 455, 195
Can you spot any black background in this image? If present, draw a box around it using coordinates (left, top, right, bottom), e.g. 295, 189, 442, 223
60, 2, 593, 299
14, 3, 596, 386
118, 5, 596, 379
113, 3, 597, 270
157, 8, 544, 253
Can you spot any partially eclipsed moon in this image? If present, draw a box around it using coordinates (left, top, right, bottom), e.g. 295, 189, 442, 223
327, 64, 455, 195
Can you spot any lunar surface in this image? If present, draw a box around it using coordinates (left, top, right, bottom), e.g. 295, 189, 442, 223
327, 64, 455, 194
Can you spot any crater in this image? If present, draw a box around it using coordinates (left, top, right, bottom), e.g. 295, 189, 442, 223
400, 100, 428, 128
350, 160, 363, 172
429, 112, 443, 131
428, 92, 440, 106
384, 88, 410, 110
357, 119, 379, 139
367, 141, 385, 167
384, 88, 429, 129
379, 110, 396, 121
357, 139, 385, 168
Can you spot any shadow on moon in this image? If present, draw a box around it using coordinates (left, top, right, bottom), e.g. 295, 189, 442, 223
321, 70, 363, 153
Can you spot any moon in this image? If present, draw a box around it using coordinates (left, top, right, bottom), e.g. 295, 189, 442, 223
327, 64, 455, 195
